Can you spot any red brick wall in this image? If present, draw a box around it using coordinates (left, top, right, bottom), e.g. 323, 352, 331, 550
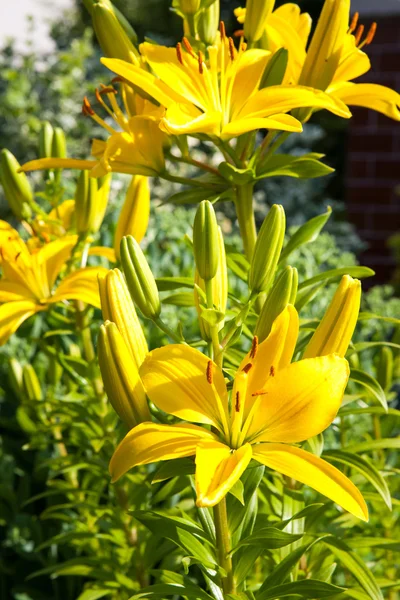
346, 16, 400, 284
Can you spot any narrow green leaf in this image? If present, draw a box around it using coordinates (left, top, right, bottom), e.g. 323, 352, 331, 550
350, 369, 388, 411
256, 579, 344, 600
347, 537, 400, 551
280, 207, 332, 262
257, 153, 334, 180
358, 312, 400, 325
298, 267, 375, 291
231, 527, 303, 555
347, 341, 400, 356
151, 458, 195, 483
129, 583, 215, 599
162, 292, 195, 306
76, 590, 112, 600
346, 439, 400, 453
155, 276, 194, 291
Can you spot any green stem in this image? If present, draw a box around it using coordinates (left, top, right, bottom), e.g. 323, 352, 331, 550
75, 300, 105, 402
214, 498, 236, 595
153, 316, 186, 344
234, 182, 257, 260
161, 171, 220, 189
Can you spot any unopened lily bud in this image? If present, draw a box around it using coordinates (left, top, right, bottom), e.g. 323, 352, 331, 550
0, 149, 33, 220
75, 171, 111, 234
8, 358, 24, 399
83, 0, 138, 44
98, 321, 151, 429
51, 127, 67, 158
299, 0, 350, 90
198, 0, 220, 45
260, 48, 288, 89
22, 365, 43, 401
244, 0, 275, 43
194, 227, 228, 341
193, 200, 219, 282
304, 275, 361, 359
39, 121, 54, 159
178, 0, 201, 14
248, 204, 285, 294
114, 176, 150, 260
377, 347, 393, 392
120, 235, 160, 320
98, 268, 148, 368
255, 266, 298, 342
92, 1, 139, 63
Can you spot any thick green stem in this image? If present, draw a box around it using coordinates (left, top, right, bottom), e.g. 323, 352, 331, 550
75, 300, 105, 402
234, 183, 257, 261
214, 498, 236, 595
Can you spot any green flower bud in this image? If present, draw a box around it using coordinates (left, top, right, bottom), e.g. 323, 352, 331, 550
255, 266, 298, 342
98, 321, 151, 429
178, 0, 201, 15
244, 0, 275, 43
193, 200, 220, 282
120, 235, 161, 320
83, 0, 138, 44
259, 48, 288, 89
248, 204, 286, 294
51, 127, 67, 158
39, 121, 54, 159
198, 0, 220, 45
74, 171, 111, 234
8, 358, 24, 399
377, 347, 393, 392
22, 365, 43, 401
0, 149, 33, 219
92, 1, 139, 63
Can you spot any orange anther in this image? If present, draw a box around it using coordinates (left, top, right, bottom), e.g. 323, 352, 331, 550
182, 37, 195, 57
176, 42, 184, 64
228, 37, 235, 60
198, 50, 204, 74
82, 96, 94, 116
348, 12, 359, 33
220, 21, 226, 40
235, 391, 240, 412
365, 22, 377, 45
354, 24, 364, 46
249, 335, 258, 359
99, 85, 117, 95
241, 42, 247, 52
206, 360, 213, 384
234, 29, 244, 37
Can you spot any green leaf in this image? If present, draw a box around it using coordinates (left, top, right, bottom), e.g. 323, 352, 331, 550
345, 438, 400, 453
151, 458, 195, 483
323, 450, 391, 509
218, 162, 255, 184
347, 537, 400, 551
76, 590, 113, 600
339, 407, 400, 418
155, 276, 194, 291
358, 312, 400, 325
298, 267, 375, 291
257, 153, 334, 180
161, 292, 195, 306
347, 341, 400, 356
200, 308, 225, 326
129, 583, 215, 599
323, 538, 384, 600
228, 479, 245, 505
231, 527, 303, 555
350, 369, 388, 411
166, 187, 222, 205
280, 207, 332, 262
256, 579, 344, 600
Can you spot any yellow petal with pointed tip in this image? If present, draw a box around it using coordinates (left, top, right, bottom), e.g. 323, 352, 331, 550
0, 281, 36, 302
329, 82, 400, 121
0, 300, 43, 345
88, 246, 117, 262
239, 305, 299, 420
50, 267, 108, 308
38, 236, 77, 289
253, 443, 368, 521
195, 441, 252, 507
246, 354, 349, 443
110, 421, 216, 482
161, 104, 221, 136
20, 158, 96, 173
140, 344, 229, 434
221, 114, 302, 139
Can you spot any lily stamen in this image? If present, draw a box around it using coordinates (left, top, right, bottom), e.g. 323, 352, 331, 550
354, 24, 365, 46
176, 42, 184, 65
198, 51, 204, 75
348, 12, 359, 34
206, 360, 213, 384
219, 21, 226, 41
235, 391, 240, 412
249, 335, 258, 359
362, 22, 377, 47
228, 37, 235, 61
182, 37, 195, 57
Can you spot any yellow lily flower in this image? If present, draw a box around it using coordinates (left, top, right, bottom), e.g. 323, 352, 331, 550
0, 221, 107, 345
110, 305, 368, 520
114, 175, 150, 259
21, 83, 166, 178
100, 29, 351, 140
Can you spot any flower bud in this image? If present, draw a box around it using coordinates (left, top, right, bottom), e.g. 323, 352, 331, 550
120, 235, 161, 319
248, 204, 285, 294
98, 321, 151, 429
303, 275, 361, 359
299, 0, 350, 90
39, 121, 54, 159
114, 176, 150, 260
255, 266, 298, 342
83, 0, 138, 44
244, 0, 275, 43
179, 0, 201, 14
22, 364, 43, 401
98, 268, 148, 368
377, 347, 393, 392
75, 171, 111, 235
259, 48, 288, 89
198, 1, 220, 45
51, 127, 67, 158
8, 358, 24, 399
194, 226, 228, 341
92, 1, 139, 63
0, 149, 33, 220
193, 200, 220, 282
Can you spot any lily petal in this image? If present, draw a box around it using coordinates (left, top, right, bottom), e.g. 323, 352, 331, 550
88, 246, 117, 262
245, 354, 349, 444
161, 104, 221, 136
110, 421, 216, 482
38, 236, 77, 289
0, 281, 36, 302
221, 114, 302, 139
20, 158, 97, 173
140, 345, 230, 434
329, 82, 400, 121
195, 440, 252, 507
239, 305, 299, 420
0, 300, 43, 345
253, 443, 368, 521
50, 267, 108, 308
